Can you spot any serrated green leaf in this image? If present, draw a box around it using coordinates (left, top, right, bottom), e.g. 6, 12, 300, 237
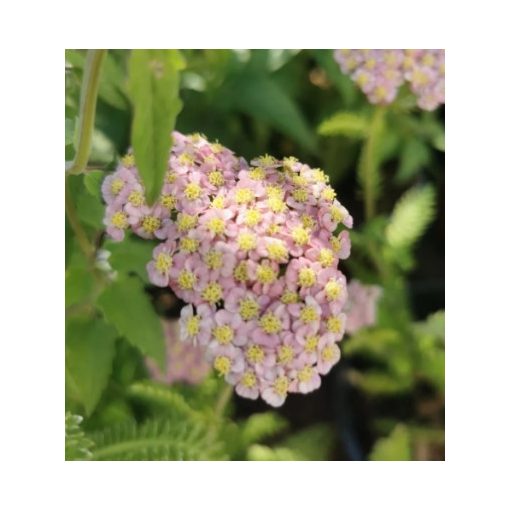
369, 424, 412, 461
97, 276, 165, 369
65, 412, 94, 460
224, 72, 318, 153
66, 317, 117, 415
318, 111, 368, 138
241, 412, 288, 445
386, 184, 436, 250
128, 49, 184, 204
104, 235, 156, 283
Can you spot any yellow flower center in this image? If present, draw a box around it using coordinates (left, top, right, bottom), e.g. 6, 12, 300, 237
166, 171, 177, 183
111, 211, 128, 229
280, 290, 299, 304
201, 282, 223, 304
186, 316, 200, 336
298, 365, 313, 383
239, 298, 260, 321
319, 248, 335, 267
266, 242, 288, 261
266, 185, 284, 199
177, 213, 198, 232
208, 171, 225, 186
273, 375, 289, 396
111, 178, 124, 195
277, 345, 294, 364
329, 205, 344, 223
244, 209, 262, 227
238, 232, 257, 251
304, 335, 319, 353
330, 236, 341, 253
292, 188, 308, 203
246, 345, 265, 364
327, 316, 343, 334
211, 142, 223, 153
177, 270, 196, 290
178, 153, 195, 166
128, 190, 145, 207
311, 168, 328, 183
160, 194, 177, 210
184, 182, 202, 200
291, 226, 310, 246
258, 154, 277, 167
325, 279, 342, 301
211, 196, 225, 209
256, 264, 277, 284
259, 312, 282, 334
121, 154, 135, 167
301, 214, 315, 230
266, 223, 281, 235
249, 167, 265, 181
235, 188, 255, 204
142, 216, 161, 234
322, 344, 337, 362
213, 325, 234, 345
283, 156, 298, 170
300, 305, 318, 324
241, 371, 257, 388
291, 175, 307, 187
214, 355, 231, 376
298, 268, 316, 287
233, 261, 249, 282
204, 250, 223, 270
180, 237, 199, 253
321, 187, 336, 201
267, 196, 286, 213
207, 217, 226, 235
155, 253, 172, 273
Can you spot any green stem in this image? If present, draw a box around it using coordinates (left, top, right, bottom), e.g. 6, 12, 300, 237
66, 49, 107, 175
359, 106, 386, 221
214, 384, 233, 418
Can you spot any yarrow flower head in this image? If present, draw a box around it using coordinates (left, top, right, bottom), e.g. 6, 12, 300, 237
102, 131, 353, 407
334, 49, 445, 111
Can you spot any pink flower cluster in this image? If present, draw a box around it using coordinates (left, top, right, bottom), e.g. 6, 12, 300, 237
102, 132, 353, 407
344, 280, 382, 334
146, 320, 211, 385
333, 49, 445, 111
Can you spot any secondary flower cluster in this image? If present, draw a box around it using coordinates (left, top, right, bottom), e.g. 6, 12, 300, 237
334, 49, 445, 111
102, 132, 353, 407
146, 320, 211, 385
345, 280, 382, 334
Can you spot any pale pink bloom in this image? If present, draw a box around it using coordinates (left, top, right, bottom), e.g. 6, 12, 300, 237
345, 280, 382, 334
146, 241, 175, 287
288, 295, 322, 337
104, 204, 128, 241
316, 335, 341, 375
101, 167, 139, 205
179, 304, 215, 346
252, 302, 291, 348
288, 359, 321, 394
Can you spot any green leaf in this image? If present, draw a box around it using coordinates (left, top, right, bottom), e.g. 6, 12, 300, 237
241, 412, 288, 445
65, 412, 94, 460
83, 170, 104, 198
65, 266, 94, 307
90, 419, 225, 460
104, 235, 157, 283
247, 444, 302, 461
369, 424, 412, 461
278, 423, 335, 461
386, 184, 436, 250
97, 276, 165, 369
128, 49, 184, 204
224, 72, 318, 153
65, 117, 76, 145
396, 138, 431, 183
318, 111, 368, 138
66, 317, 117, 415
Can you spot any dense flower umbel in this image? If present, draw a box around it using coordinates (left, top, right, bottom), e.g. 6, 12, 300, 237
102, 132, 353, 407
334, 49, 445, 111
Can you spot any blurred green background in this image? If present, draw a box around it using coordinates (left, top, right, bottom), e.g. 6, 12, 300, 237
65, 49, 444, 461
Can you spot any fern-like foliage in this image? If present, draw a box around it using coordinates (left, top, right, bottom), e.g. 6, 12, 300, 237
65, 412, 94, 460
386, 184, 436, 250
90, 419, 226, 460
240, 412, 288, 445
